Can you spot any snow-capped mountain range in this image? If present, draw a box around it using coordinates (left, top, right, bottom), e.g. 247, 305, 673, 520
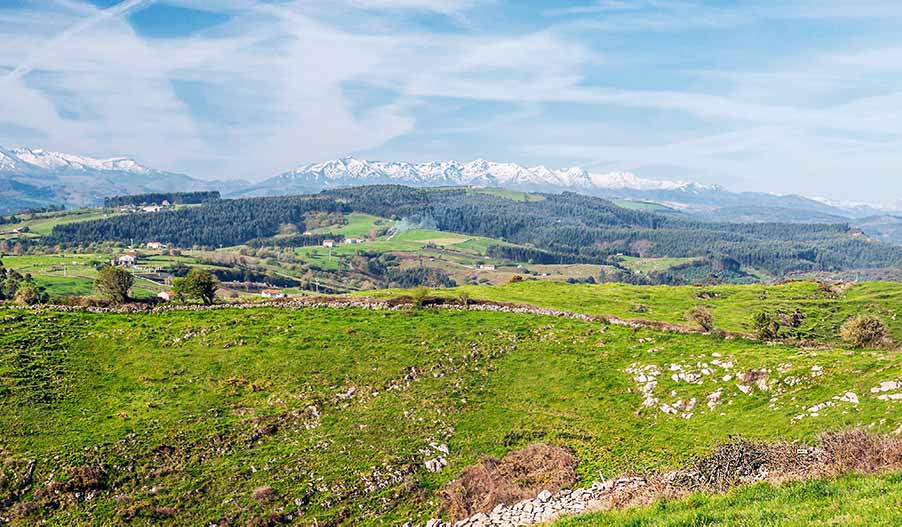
0, 146, 234, 211
246, 157, 715, 195
2, 147, 900, 242
0, 147, 157, 175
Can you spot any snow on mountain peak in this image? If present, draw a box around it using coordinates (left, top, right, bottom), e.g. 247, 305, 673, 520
5, 147, 155, 174
277, 157, 692, 192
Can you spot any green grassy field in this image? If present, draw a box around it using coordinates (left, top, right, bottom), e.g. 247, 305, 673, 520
610, 199, 677, 213
364, 280, 902, 343
0, 208, 122, 238
554, 473, 902, 526
307, 212, 393, 237
1, 253, 165, 297
1, 297, 900, 524
471, 187, 546, 202
294, 228, 508, 270
618, 256, 703, 274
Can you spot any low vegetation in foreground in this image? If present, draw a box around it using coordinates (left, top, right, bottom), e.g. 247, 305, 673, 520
1, 290, 901, 525
553, 472, 902, 527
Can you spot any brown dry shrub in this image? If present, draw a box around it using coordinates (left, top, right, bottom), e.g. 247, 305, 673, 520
65, 464, 107, 491
685, 305, 715, 332
817, 428, 902, 474
438, 443, 578, 521
839, 315, 889, 348
251, 486, 277, 503
246, 512, 287, 527
677, 440, 772, 491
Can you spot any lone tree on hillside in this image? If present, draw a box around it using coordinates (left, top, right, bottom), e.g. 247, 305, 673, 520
94, 266, 134, 303
840, 314, 889, 348
686, 305, 715, 332
173, 268, 219, 305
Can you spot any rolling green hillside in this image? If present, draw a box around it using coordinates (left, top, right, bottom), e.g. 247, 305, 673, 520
365, 280, 902, 343
1, 296, 900, 525
43, 186, 902, 278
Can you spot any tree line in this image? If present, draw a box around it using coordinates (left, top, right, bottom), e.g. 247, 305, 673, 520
45, 185, 902, 277
104, 191, 221, 208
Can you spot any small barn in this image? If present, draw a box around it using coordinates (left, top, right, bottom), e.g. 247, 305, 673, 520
261, 289, 286, 298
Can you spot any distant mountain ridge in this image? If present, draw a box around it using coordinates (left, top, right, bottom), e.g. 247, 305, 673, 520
241, 157, 717, 196
3, 147, 900, 245
0, 146, 241, 212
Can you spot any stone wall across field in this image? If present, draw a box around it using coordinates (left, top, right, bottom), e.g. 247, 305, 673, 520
3, 296, 754, 340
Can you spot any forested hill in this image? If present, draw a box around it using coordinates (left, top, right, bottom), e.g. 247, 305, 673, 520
47, 185, 902, 276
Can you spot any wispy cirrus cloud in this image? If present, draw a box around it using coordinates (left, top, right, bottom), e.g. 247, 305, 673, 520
1, 0, 901, 204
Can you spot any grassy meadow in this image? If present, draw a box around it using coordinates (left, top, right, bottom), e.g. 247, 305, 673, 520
554, 473, 902, 526
1, 298, 900, 525
364, 280, 902, 343
1, 253, 165, 297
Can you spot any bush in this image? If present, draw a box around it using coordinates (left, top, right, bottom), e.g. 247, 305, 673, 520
458, 292, 470, 307
752, 311, 781, 340
686, 305, 715, 332
14, 285, 43, 306
509, 274, 524, 284
840, 315, 889, 348
817, 428, 902, 473
439, 443, 578, 521
410, 286, 430, 308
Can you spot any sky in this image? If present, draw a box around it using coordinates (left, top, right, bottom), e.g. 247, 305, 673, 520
1, 0, 901, 205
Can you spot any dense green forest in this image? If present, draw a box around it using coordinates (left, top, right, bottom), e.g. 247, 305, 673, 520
103, 191, 221, 208
48, 186, 902, 276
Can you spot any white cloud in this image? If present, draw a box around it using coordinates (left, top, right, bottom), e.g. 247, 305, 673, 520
0, 0, 901, 204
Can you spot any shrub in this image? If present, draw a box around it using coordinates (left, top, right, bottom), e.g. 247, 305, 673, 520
251, 486, 277, 503
840, 314, 888, 348
679, 439, 771, 491
458, 292, 470, 307
817, 428, 902, 473
685, 305, 715, 332
411, 286, 430, 308
509, 275, 524, 284
752, 311, 781, 340
14, 285, 43, 306
439, 443, 578, 521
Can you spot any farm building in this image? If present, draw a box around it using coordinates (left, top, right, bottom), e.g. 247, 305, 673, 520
157, 291, 176, 301
146, 241, 165, 249
261, 289, 286, 298
115, 253, 138, 266
322, 240, 335, 248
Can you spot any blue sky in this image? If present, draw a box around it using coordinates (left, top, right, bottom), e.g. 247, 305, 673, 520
1, 1, 901, 205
